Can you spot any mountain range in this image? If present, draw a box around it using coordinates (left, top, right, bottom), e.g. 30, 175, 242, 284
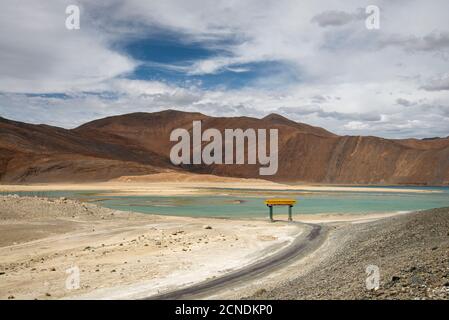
1, 110, 448, 185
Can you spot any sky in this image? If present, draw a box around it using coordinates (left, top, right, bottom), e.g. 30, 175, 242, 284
0, 0, 449, 138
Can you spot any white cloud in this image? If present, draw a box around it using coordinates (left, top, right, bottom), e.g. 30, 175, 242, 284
421, 73, 449, 91
344, 121, 370, 130
0, 1, 136, 93
311, 9, 365, 27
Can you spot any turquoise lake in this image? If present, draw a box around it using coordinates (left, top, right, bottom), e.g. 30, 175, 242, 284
3, 186, 449, 218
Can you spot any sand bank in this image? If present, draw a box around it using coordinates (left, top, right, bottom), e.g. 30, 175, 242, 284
0, 172, 439, 197
0, 195, 301, 300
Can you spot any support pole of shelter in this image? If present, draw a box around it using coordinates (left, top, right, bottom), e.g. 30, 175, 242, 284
264, 199, 297, 223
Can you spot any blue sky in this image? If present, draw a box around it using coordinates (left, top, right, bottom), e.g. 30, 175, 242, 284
0, 0, 448, 138
118, 34, 299, 90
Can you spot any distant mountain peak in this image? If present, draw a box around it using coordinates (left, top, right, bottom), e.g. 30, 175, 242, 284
262, 113, 291, 121
262, 112, 335, 137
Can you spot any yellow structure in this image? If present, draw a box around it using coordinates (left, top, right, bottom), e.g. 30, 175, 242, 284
264, 198, 297, 222
264, 199, 297, 206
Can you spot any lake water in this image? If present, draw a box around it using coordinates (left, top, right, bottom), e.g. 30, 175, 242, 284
3, 186, 449, 218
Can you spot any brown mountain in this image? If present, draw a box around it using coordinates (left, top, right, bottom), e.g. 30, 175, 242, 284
1, 110, 448, 185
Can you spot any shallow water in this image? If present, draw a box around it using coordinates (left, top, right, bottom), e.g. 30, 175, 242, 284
3, 186, 449, 218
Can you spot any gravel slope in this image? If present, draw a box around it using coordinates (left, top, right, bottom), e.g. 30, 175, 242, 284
250, 207, 449, 300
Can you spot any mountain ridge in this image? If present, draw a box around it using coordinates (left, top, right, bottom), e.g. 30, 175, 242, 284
1, 110, 448, 185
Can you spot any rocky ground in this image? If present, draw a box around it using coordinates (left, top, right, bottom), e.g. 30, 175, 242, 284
250, 207, 449, 300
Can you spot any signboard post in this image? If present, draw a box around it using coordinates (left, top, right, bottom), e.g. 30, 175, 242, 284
264, 199, 297, 222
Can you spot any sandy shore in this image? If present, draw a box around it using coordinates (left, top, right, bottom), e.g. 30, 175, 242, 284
0, 182, 436, 198
0, 172, 439, 197
0, 195, 300, 300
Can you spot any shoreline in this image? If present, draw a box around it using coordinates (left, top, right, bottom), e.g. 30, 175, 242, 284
0, 176, 444, 197
0, 183, 424, 224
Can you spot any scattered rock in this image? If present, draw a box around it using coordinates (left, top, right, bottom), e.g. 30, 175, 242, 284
203, 225, 212, 230
391, 276, 401, 283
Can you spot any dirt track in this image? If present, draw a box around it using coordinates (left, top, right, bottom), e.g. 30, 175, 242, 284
148, 223, 326, 300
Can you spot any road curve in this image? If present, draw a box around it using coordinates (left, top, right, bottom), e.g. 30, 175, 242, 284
145, 222, 326, 300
